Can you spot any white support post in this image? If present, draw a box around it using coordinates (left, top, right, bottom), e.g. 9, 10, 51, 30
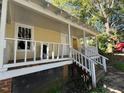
81, 56, 83, 66
103, 57, 107, 72
78, 54, 81, 64
85, 58, 87, 67
91, 61, 96, 88
0, 0, 8, 69
61, 44, 64, 58
83, 31, 86, 55
68, 24, 72, 57
75, 52, 77, 62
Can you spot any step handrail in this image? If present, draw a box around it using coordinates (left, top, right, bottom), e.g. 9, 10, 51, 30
85, 46, 108, 60
85, 47, 108, 72
72, 48, 97, 64
71, 48, 97, 73
71, 48, 97, 87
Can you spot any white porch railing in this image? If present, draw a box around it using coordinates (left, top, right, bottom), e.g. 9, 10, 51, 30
71, 48, 97, 87
85, 46, 108, 72
85, 46, 98, 57
3, 38, 70, 68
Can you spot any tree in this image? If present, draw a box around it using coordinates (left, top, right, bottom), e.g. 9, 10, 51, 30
52, 0, 124, 33
52, 0, 124, 53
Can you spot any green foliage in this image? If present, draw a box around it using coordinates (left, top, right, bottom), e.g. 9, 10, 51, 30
98, 31, 120, 53
87, 37, 96, 46
118, 31, 124, 42
113, 62, 124, 72
52, 0, 124, 52
47, 86, 61, 93
90, 87, 108, 93
98, 33, 109, 52
52, 0, 124, 32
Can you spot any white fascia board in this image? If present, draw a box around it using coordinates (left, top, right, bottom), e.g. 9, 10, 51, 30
0, 61, 72, 80
3, 58, 71, 68
13, 0, 97, 36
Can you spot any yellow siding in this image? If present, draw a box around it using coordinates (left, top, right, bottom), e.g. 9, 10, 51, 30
34, 27, 61, 43
5, 23, 15, 38
5, 23, 61, 42
5, 23, 61, 61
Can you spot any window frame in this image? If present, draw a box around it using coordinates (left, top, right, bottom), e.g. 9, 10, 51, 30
15, 23, 34, 51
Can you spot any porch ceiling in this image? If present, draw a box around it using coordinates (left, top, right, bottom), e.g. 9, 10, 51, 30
71, 26, 84, 38
9, 1, 90, 36
9, 2, 69, 34
12, 0, 99, 36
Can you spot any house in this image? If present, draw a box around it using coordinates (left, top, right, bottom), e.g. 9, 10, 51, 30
0, 0, 108, 93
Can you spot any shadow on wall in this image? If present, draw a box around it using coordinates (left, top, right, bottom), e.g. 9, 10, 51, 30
12, 67, 64, 93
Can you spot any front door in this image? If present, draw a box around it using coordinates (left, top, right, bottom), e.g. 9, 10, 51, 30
72, 38, 78, 49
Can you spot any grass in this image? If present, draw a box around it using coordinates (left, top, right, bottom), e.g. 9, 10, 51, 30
113, 62, 124, 71
89, 81, 109, 93
90, 87, 108, 93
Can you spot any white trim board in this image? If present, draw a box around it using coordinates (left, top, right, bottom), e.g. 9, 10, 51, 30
3, 58, 71, 68
15, 23, 34, 51
0, 60, 72, 80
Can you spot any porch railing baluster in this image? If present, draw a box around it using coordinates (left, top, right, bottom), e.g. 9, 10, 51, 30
4, 38, 71, 68
40, 43, 43, 60
33, 41, 36, 61
24, 40, 27, 62
61, 44, 64, 58
57, 44, 60, 59
52, 44, 55, 59
14, 39, 17, 64
47, 43, 49, 59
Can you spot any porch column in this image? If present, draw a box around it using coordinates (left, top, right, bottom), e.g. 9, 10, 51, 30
0, 0, 8, 69
68, 24, 72, 57
83, 31, 86, 55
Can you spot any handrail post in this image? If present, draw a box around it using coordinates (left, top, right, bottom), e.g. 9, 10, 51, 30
83, 31, 86, 55
102, 57, 107, 72
91, 61, 96, 88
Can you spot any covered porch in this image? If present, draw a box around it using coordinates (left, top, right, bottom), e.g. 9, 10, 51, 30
0, 0, 98, 71
0, 0, 108, 88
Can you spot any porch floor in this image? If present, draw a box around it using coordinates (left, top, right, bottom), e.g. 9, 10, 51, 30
7, 56, 70, 70
0, 60, 72, 80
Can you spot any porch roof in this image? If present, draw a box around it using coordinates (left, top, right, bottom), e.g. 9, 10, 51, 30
13, 0, 99, 36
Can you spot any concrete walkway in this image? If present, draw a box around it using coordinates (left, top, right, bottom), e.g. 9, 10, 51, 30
103, 66, 124, 93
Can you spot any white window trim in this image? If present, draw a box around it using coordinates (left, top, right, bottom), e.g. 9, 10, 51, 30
15, 23, 34, 52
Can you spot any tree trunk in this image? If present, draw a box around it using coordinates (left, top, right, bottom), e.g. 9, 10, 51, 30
105, 17, 110, 33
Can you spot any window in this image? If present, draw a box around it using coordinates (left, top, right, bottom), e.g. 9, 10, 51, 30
16, 23, 33, 50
